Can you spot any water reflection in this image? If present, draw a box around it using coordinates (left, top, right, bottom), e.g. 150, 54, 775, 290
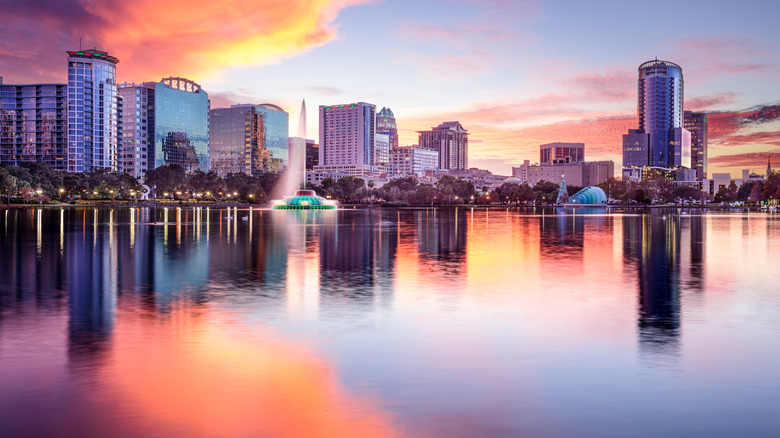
1, 207, 779, 437
622, 210, 706, 359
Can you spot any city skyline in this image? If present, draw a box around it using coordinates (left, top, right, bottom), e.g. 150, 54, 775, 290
1, 0, 779, 176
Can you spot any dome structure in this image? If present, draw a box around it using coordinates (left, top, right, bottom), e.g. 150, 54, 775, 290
273, 190, 337, 210
503, 177, 523, 185
568, 186, 607, 205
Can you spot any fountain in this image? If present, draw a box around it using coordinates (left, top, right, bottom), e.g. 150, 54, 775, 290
272, 99, 337, 210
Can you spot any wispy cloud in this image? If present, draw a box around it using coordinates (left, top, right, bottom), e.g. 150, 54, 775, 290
389, 1, 540, 83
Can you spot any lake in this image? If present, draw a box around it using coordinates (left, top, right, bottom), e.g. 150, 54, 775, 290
1, 206, 778, 437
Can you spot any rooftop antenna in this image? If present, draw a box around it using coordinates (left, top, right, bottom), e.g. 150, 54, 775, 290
79, 35, 82, 50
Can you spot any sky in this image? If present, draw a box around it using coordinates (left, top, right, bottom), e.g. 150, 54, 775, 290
1, 0, 779, 176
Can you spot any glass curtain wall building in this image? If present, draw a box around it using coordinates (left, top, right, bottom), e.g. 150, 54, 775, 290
623, 60, 692, 180
66, 49, 120, 172
0, 81, 68, 169
210, 103, 289, 176
256, 104, 289, 173
153, 77, 209, 172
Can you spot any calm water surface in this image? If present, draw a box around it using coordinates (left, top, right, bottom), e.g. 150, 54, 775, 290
0, 206, 778, 437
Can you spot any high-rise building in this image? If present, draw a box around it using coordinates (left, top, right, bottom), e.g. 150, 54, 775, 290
683, 111, 708, 180
540, 142, 584, 164
117, 83, 153, 177
210, 104, 289, 176
375, 133, 390, 167
152, 77, 209, 172
376, 107, 398, 150
623, 60, 692, 180
0, 82, 68, 169
418, 121, 468, 171
66, 49, 121, 172
319, 102, 376, 167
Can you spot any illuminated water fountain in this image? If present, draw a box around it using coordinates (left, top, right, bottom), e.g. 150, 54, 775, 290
272, 100, 338, 210
272, 190, 337, 210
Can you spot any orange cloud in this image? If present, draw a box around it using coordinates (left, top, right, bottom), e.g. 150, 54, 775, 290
0, 0, 371, 83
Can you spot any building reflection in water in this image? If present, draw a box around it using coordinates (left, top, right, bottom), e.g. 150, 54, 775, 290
623, 210, 705, 359
318, 210, 397, 307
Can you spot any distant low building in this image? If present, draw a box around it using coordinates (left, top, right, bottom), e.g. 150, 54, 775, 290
513, 160, 614, 187
388, 146, 439, 176
444, 168, 508, 192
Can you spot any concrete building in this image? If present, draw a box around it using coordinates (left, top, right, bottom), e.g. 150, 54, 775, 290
388, 146, 439, 176
418, 121, 468, 171
684, 111, 708, 180
540, 142, 584, 164
0, 80, 68, 169
319, 102, 376, 170
117, 83, 152, 177
210, 103, 289, 176
376, 107, 398, 150
66, 49, 121, 172
622, 60, 692, 181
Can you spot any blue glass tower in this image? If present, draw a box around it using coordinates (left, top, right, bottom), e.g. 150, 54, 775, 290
623, 60, 691, 180
66, 49, 120, 172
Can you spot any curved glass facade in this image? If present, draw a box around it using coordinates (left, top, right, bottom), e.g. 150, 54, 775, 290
154, 78, 209, 172
257, 104, 289, 172
637, 60, 685, 168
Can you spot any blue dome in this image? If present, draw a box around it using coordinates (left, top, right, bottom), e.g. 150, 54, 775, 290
569, 186, 607, 204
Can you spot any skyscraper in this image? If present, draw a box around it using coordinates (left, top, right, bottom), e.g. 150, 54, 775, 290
319, 102, 376, 167
66, 49, 120, 172
0, 81, 68, 169
376, 107, 398, 150
622, 60, 692, 180
683, 111, 708, 180
418, 121, 468, 171
210, 103, 289, 176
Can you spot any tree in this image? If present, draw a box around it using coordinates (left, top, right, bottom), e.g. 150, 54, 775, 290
598, 177, 627, 201
0, 167, 18, 204
532, 180, 558, 204
763, 172, 780, 201
671, 185, 704, 203
145, 164, 186, 196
